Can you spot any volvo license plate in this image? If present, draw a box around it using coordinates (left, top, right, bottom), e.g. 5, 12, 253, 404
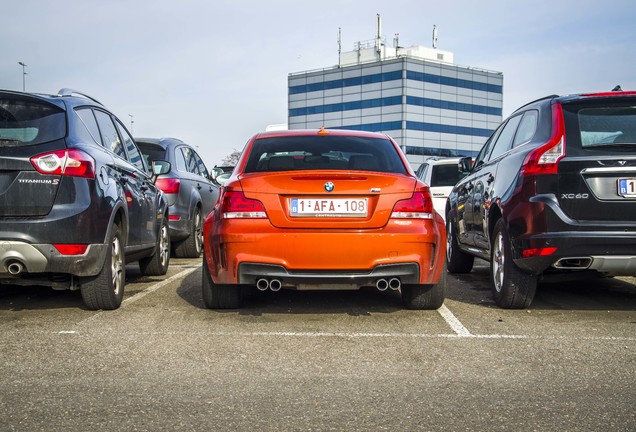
290, 198, 368, 217
618, 178, 636, 197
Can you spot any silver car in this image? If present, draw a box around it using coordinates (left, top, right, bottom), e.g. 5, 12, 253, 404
137, 137, 220, 258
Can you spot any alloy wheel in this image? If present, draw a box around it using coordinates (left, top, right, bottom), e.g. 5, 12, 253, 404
111, 235, 124, 296
492, 230, 505, 293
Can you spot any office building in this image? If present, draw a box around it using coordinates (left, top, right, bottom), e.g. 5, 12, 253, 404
288, 22, 503, 167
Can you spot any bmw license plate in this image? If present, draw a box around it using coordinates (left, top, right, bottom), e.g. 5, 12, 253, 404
290, 198, 368, 217
618, 178, 636, 197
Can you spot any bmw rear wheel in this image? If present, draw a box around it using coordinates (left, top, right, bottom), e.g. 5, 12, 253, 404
201, 250, 241, 309
401, 263, 446, 310
490, 219, 536, 309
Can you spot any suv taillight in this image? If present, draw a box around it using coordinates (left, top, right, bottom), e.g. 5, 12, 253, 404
391, 186, 434, 219
155, 178, 181, 194
220, 190, 267, 219
521, 103, 565, 176
30, 149, 95, 179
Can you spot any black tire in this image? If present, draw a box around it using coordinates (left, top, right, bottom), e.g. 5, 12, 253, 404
401, 263, 446, 310
201, 251, 241, 309
174, 206, 203, 258
139, 216, 170, 276
446, 216, 474, 273
490, 219, 537, 309
80, 223, 125, 310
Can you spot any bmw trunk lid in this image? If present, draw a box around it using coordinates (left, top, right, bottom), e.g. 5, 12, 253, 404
238, 171, 417, 229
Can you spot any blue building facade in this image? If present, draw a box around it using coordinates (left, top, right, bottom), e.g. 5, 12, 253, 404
288, 51, 503, 168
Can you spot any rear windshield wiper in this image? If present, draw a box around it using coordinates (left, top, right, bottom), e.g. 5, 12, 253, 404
0, 138, 22, 144
584, 142, 636, 149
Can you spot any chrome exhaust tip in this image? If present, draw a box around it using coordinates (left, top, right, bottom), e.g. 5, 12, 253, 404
269, 279, 282, 292
376, 279, 388, 291
553, 257, 592, 270
256, 278, 270, 291
7, 261, 24, 276
388, 278, 401, 290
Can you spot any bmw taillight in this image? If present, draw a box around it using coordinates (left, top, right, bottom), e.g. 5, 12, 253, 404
521, 103, 565, 176
156, 178, 181, 194
30, 149, 95, 178
220, 190, 267, 219
391, 186, 434, 219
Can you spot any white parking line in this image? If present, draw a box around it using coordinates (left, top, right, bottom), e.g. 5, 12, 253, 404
437, 304, 473, 337
121, 266, 199, 307
73, 266, 200, 328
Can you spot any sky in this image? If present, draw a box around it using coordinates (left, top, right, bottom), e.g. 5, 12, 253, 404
2, 0, 635, 167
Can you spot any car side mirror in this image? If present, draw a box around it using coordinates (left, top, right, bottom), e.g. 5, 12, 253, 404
458, 157, 473, 174
151, 160, 171, 181
215, 172, 232, 186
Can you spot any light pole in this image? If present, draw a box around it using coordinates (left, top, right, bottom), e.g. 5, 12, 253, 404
128, 114, 134, 134
18, 62, 27, 91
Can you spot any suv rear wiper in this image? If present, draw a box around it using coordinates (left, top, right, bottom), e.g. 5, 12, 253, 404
0, 138, 22, 144
584, 142, 636, 149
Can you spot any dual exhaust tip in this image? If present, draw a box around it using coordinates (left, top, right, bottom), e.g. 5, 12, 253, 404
256, 278, 282, 292
256, 277, 402, 292
376, 278, 401, 291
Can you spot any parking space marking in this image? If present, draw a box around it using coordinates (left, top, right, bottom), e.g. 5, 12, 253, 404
121, 266, 199, 307
73, 266, 199, 328
437, 304, 473, 337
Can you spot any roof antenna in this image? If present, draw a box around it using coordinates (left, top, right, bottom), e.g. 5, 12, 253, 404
612, 85, 622, 91
432, 25, 438, 49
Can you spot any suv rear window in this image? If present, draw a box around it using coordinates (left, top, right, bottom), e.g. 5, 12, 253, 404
137, 142, 167, 167
0, 97, 66, 145
244, 135, 407, 174
430, 164, 464, 187
563, 99, 636, 154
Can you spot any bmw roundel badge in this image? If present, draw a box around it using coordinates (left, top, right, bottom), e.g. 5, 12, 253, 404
324, 181, 335, 192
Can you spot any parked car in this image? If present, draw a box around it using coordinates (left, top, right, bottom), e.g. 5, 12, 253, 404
136, 138, 219, 258
446, 90, 636, 309
414, 156, 468, 221
202, 128, 447, 309
0, 88, 170, 310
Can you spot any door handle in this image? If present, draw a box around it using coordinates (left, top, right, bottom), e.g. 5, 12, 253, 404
197, 184, 202, 190
487, 174, 494, 185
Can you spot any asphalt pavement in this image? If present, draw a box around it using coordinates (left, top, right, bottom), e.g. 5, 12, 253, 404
1, 258, 635, 431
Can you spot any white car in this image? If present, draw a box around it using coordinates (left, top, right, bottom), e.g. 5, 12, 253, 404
415, 157, 467, 221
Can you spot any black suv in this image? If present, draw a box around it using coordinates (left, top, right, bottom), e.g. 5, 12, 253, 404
136, 138, 219, 258
446, 90, 636, 308
0, 89, 171, 310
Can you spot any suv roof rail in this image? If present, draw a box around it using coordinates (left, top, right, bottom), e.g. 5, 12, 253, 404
57, 88, 104, 106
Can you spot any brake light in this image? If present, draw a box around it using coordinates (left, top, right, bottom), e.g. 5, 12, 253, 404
220, 190, 267, 219
53, 244, 89, 255
521, 103, 565, 176
391, 187, 434, 219
30, 149, 95, 178
155, 178, 180, 194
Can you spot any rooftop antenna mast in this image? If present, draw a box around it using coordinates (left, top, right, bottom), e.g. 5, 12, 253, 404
432, 25, 438, 49
337, 27, 342, 67
376, 13, 382, 60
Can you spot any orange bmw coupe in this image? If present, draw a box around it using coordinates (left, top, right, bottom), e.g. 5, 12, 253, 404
202, 129, 446, 309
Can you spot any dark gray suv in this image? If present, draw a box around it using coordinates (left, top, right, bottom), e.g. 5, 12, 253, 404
446, 90, 636, 308
0, 89, 170, 310
137, 138, 219, 258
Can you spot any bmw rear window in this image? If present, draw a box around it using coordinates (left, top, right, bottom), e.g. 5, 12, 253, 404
244, 135, 407, 174
563, 99, 636, 154
0, 97, 66, 146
